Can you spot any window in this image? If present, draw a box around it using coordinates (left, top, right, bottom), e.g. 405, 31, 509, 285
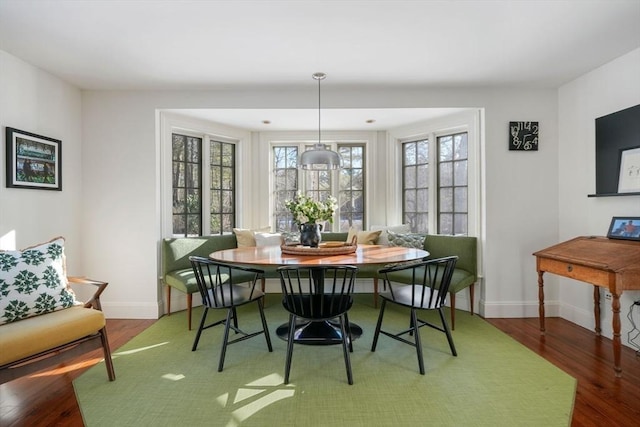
339, 145, 365, 231
402, 139, 429, 232
172, 133, 202, 236
172, 133, 236, 236
402, 132, 468, 234
272, 142, 366, 233
209, 140, 236, 234
273, 146, 299, 232
437, 132, 468, 235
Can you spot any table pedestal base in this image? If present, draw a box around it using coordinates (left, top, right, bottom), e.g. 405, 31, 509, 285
276, 320, 363, 345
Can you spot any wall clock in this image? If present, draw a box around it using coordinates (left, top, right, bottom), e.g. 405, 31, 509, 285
509, 121, 539, 151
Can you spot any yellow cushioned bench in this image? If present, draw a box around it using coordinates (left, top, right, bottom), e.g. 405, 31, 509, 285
0, 277, 115, 384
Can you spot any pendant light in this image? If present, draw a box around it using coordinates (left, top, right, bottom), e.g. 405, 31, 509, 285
299, 72, 342, 170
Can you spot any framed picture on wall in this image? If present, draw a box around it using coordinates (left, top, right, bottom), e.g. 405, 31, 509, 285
6, 127, 62, 191
509, 121, 539, 151
617, 146, 640, 193
606, 216, 640, 241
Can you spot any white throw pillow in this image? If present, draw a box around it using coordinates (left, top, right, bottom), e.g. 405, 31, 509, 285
233, 227, 271, 247
254, 232, 282, 247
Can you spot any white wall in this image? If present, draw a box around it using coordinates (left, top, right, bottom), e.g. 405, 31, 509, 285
77, 86, 559, 321
558, 48, 640, 343
8, 44, 640, 348
0, 51, 84, 272
3, 45, 638, 348
0, 48, 568, 333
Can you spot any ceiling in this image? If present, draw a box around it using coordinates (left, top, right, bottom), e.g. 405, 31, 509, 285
1, 0, 639, 130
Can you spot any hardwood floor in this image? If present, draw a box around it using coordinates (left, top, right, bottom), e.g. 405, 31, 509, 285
1, 315, 638, 426
486, 316, 640, 427
0, 319, 155, 427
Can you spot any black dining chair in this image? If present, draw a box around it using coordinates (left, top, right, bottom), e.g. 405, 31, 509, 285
189, 256, 273, 372
277, 265, 359, 385
371, 256, 458, 374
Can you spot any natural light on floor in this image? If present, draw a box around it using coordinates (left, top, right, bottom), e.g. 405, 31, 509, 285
216, 373, 295, 427
111, 341, 296, 425
112, 342, 169, 357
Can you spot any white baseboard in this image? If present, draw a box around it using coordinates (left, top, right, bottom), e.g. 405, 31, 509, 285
480, 299, 560, 318
102, 301, 161, 319
559, 301, 602, 335
105, 278, 478, 319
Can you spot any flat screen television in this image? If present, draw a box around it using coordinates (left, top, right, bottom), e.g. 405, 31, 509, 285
594, 104, 640, 195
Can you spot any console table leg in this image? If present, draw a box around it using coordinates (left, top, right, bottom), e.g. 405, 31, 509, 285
611, 292, 622, 377
593, 286, 601, 336
537, 271, 545, 335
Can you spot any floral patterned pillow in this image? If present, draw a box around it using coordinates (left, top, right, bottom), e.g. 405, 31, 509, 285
0, 237, 80, 325
387, 230, 427, 249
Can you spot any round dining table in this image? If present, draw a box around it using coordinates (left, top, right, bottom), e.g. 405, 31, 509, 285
210, 244, 429, 344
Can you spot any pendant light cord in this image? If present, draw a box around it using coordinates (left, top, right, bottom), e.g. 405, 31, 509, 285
318, 74, 321, 146
313, 72, 326, 148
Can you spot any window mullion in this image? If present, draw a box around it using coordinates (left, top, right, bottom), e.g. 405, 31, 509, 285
429, 132, 438, 233
202, 136, 212, 235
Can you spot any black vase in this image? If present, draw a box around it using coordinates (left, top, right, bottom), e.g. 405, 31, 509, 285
300, 223, 322, 247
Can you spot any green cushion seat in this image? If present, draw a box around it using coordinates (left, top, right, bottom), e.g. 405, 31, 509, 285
385, 268, 474, 292
165, 269, 257, 294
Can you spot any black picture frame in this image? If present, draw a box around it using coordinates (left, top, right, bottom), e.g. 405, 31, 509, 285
509, 121, 539, 151
606, 216, 640, 241
5, 127, 62, 191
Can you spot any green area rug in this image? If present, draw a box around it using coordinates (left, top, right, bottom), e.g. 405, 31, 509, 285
74, 295, 575, 426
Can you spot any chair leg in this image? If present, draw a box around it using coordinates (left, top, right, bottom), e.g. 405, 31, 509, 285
449, 292, 456, 330
284, 314, 296, 384
231, 307, 239, 331
166, 286, 172, 315
187, 293, 193, 330
438, 308, 457, 356
218, 308, 234, 372
192, 307, 209, 351
469, 283, 475, 315
373, 277, 378, 308
257, 299, 273, 352
99, 327, 116, 381
339, 315, 353, 385
344, 311, 353, 352
409, 314, 415, 336
411, 308, 425, 375
371, 299, 387, 351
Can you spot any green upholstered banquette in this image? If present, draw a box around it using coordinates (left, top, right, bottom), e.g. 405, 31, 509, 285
161, 232, 477, 330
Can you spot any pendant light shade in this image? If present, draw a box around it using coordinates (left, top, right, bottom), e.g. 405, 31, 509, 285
299, 72, 342, 170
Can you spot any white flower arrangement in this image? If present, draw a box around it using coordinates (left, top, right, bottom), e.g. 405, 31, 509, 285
285, 193, 337, 226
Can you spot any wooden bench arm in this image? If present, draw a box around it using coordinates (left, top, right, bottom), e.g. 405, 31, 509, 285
67, 276, 108, 311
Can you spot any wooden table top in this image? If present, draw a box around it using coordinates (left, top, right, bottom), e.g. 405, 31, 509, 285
210, 244, 429, 266
533, 236, 640, 272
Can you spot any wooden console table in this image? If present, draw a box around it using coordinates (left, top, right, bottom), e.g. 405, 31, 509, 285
533, 236, 640, 377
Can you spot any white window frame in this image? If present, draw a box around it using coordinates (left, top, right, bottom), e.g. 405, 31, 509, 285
387, 110, 481, 238
159, 111, 251, 237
